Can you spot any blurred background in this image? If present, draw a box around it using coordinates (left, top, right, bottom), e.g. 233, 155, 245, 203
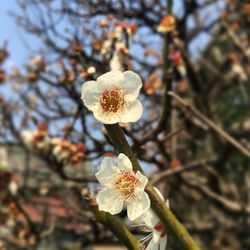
0, 0, 250, 249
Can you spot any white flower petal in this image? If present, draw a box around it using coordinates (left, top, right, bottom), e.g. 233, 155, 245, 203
110, 52, 123, 71
96, 188, 124, 215
118, 153, 133, 171
127, 191, 150, 221
81, 80, 101, 109
159, 236, 167, 250
165, 199, 169, 208
143, 209, 159, 229
146, 232, 167, 250
122, 71, 142, 101
92, 99, 143, 124
146, 236, 159, 250
135, 171, 148, 193
97, 71, 124, 90
153, 187, 165, 202
152, 230, 161, 243
91, 105, 123, 124
120, 99, 143, 123
95, 157, 119, 186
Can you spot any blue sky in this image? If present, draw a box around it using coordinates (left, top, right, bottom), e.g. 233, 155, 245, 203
1, 0, 23, 66
1, 0, 40, 68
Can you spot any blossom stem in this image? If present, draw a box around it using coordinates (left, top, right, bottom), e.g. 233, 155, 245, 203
85, 193, 141, 249
105, 123, 200, 250
105, 124, 143, 172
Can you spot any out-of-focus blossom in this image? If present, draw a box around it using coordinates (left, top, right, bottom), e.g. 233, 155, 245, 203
102, 151, 115, 157
8, 175, 21, 196
81, 70, 143, 124
51, 138, 85, 166
79, 70, 88, 79
27, 71, 38, 82
144, 48, 156, 57
71, 40, 83, 54
0, 49, 9, 65
10, 66, 22, 78
52, 140, 71, 161
55, 60, 64, 68
121, 21, 138, 36
69, 58, 78, 66
62, 124, 73, 134
244, 3, 250, 15
170, 50, 186, 77
21, 131, 34, 148
220, 10, 228, 19
157, 15, 175, 33
231, 118, 250, 133
109, 25, 123, 41
87, 66, 96, 75
92, 39, 103, 52
0, 69, 6, 83
144, 72, 161, 95
27, 96, 38, 109
0, 96, 4, 105
6, 202, 19, 227
110, 43, 130, 71
229, 21, 240, 32
227, 0, 234, 6
21, 123, 50, 152
232, 63, 247, 81
0, 148, 8, 170
95, 153, 150, 221
127, 23, 137, 36
176, 80, 189, 93
97, 20, 109, 28
59, 69, 75, 84
170, 50, 182, 66
107, 14, 114, 20
169, 159, 182, 169
29, 56, 46, 71
39, 182, 49, 195
109, 53, 123, 71
101, 39, 113, 57
79, 66, 96, 79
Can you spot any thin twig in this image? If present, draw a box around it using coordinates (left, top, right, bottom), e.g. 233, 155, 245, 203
151, 156, 218, 185
168, 91, 250, 158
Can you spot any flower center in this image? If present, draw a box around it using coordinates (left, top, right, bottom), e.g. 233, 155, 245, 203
114, 170, 140, 200
100, 89, 125, 113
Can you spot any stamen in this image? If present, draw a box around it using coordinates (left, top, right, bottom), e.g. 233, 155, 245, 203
140, 232, 153, 244
114, 170, 140, 200
100, 89, 125, 113
130, 223, 147, 228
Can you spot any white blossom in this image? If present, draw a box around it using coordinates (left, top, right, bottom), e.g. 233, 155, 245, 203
95, 153, 150, 221
21, 131, 34, 149
142, 191, 169, 250
81, 70, 143, 124
87, 66, 96, 75
110, 43, 129, 71
0, 148, 9, 170
8, 181, 18, 196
